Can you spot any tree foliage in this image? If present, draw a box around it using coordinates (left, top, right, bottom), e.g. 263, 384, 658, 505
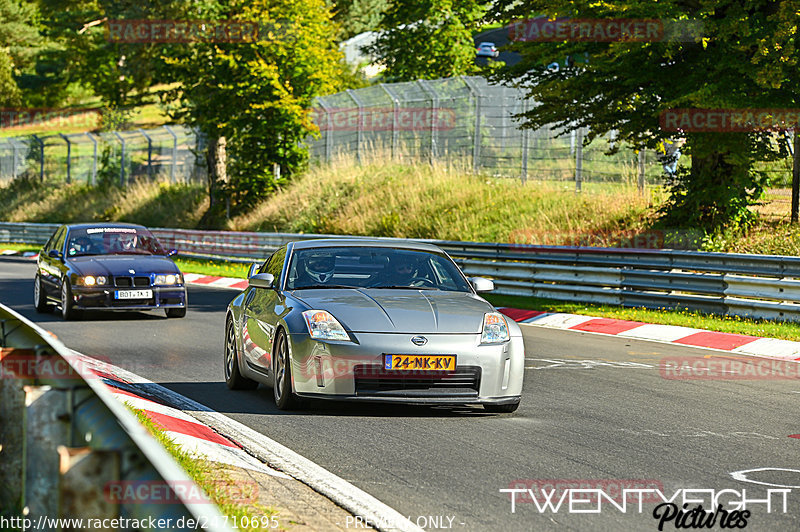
331, 0, 388, 40
368, 0, 489, 81
490, 0, 800, 231
162, 0, 348, 217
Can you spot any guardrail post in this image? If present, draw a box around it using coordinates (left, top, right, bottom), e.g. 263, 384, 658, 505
637, 149, 646, 193
59, 447, 120, 523
59, 133, 72, 184
24, 383, 72, 522
31, 134, 45, 182
113, 131, 126, 185
346, 89, 364, 163
138, 128, 154, 179
86, 132, 98, 185
575, 127, 583, 192
0, 347, 26, 510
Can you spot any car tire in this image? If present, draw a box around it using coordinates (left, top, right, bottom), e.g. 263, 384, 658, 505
34, 274, 51, 313
165, 307, 187, 318
61, 278, 80, 321
484, 401, 519, 414
273, 329, 298, 410
224, 317, 258, 390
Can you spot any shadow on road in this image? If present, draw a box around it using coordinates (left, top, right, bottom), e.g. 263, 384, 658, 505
159, 380, 496, 419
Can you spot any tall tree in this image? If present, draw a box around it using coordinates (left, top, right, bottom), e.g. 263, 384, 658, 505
368, 0, 488, 81
332, 0, 388, 40
163, 0, 349, 219
0, 0, 44, 106
491, 1, 800, 231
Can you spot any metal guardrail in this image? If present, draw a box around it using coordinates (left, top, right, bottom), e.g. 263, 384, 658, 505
0, 302, 233, 531
3, 221, 800, 321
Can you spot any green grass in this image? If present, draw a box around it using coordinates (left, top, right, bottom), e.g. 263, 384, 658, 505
174, 257, 251, 279
0, 242, 39, 252
128, 406, 279, 532
484, 294, 800, 342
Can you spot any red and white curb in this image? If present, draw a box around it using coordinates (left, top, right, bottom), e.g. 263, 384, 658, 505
70, 350, 287, 477
1, 249, 38, 259
499, 308, 800, 361
183, 273, 249, 290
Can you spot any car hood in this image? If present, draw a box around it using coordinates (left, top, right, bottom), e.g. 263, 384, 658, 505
290, 289, 494, 334
66, 255, 179, 277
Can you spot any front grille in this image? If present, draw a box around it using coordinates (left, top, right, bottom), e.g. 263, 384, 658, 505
114, 276, 151, 287
353, 365, 481, 398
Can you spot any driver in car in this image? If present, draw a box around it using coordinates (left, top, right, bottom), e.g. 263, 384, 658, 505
298, 253, 336, 286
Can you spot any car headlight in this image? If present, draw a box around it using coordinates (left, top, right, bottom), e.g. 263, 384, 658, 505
154, 274, 179, 285
481, 312, 509, 344
80, 275, 106, 286
302, 310, 351, 341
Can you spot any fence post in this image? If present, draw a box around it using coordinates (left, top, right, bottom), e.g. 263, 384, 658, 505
520, 99, 529, 184
113, 131, 126, 185
346, 89, 364, 163
575, 127, 583, 192
138, 128, 153, 179
380, 84, 400, 161
316, 98, 333, 163
164, 125, 178, 183
31, 134, 44, 182
417, 80, 439, 164
85, 132, 98, 186
462, 77, 482, 173
59, 134, 71, 185
637, 149, 646, 194
10, 138, 19, 181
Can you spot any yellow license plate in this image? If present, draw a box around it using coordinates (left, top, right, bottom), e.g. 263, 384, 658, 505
384, 354, 456, 371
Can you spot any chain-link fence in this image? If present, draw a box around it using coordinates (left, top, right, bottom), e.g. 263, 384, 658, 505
0, 125, 207, 186
2, 76, 796, 191
309, 76, 670, 189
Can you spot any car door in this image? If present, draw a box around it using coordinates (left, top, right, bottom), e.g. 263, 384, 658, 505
39, 226, 67, 296
242, 246, 288, 375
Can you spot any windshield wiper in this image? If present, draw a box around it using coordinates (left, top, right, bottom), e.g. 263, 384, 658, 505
368, 285, 439, 290
292, 284, 360, 290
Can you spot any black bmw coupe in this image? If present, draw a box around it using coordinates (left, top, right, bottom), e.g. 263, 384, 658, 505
34, 223, 187, 320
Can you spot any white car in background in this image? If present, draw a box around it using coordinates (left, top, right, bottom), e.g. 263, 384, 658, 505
476, 42, 500, 58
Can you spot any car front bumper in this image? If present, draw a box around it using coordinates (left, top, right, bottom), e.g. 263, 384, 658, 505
70, 285, 187, 311
286, 331, 524, 405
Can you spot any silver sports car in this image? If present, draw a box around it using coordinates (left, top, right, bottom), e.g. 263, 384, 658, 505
224, 239, 524, 412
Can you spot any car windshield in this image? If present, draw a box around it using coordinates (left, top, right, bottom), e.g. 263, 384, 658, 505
65, 227, 167, 257
285, 246, 472, 292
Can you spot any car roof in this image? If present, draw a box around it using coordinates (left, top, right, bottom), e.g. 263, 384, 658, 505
479, 42, 495, 46
290, 238, 445, 253
64, 222, 148, 231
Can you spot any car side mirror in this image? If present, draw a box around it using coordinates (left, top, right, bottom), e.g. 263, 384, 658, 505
247, 262, 260, 279
469, 277, 494, 292
248, 273, 274, 289
167, 249, 178, 257
48, 249, 62, 259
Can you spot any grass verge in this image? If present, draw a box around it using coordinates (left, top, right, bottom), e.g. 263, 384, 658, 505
128, 405, 279, 532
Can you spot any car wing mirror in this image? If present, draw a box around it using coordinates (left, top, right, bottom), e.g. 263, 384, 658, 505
48, 249, 62, 259
469, 277, 494, 292
167, 249, 178, 257
248, 272, 274, 289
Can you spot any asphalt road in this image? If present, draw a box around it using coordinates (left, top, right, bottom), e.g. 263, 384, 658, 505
3, 256, 800, 531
